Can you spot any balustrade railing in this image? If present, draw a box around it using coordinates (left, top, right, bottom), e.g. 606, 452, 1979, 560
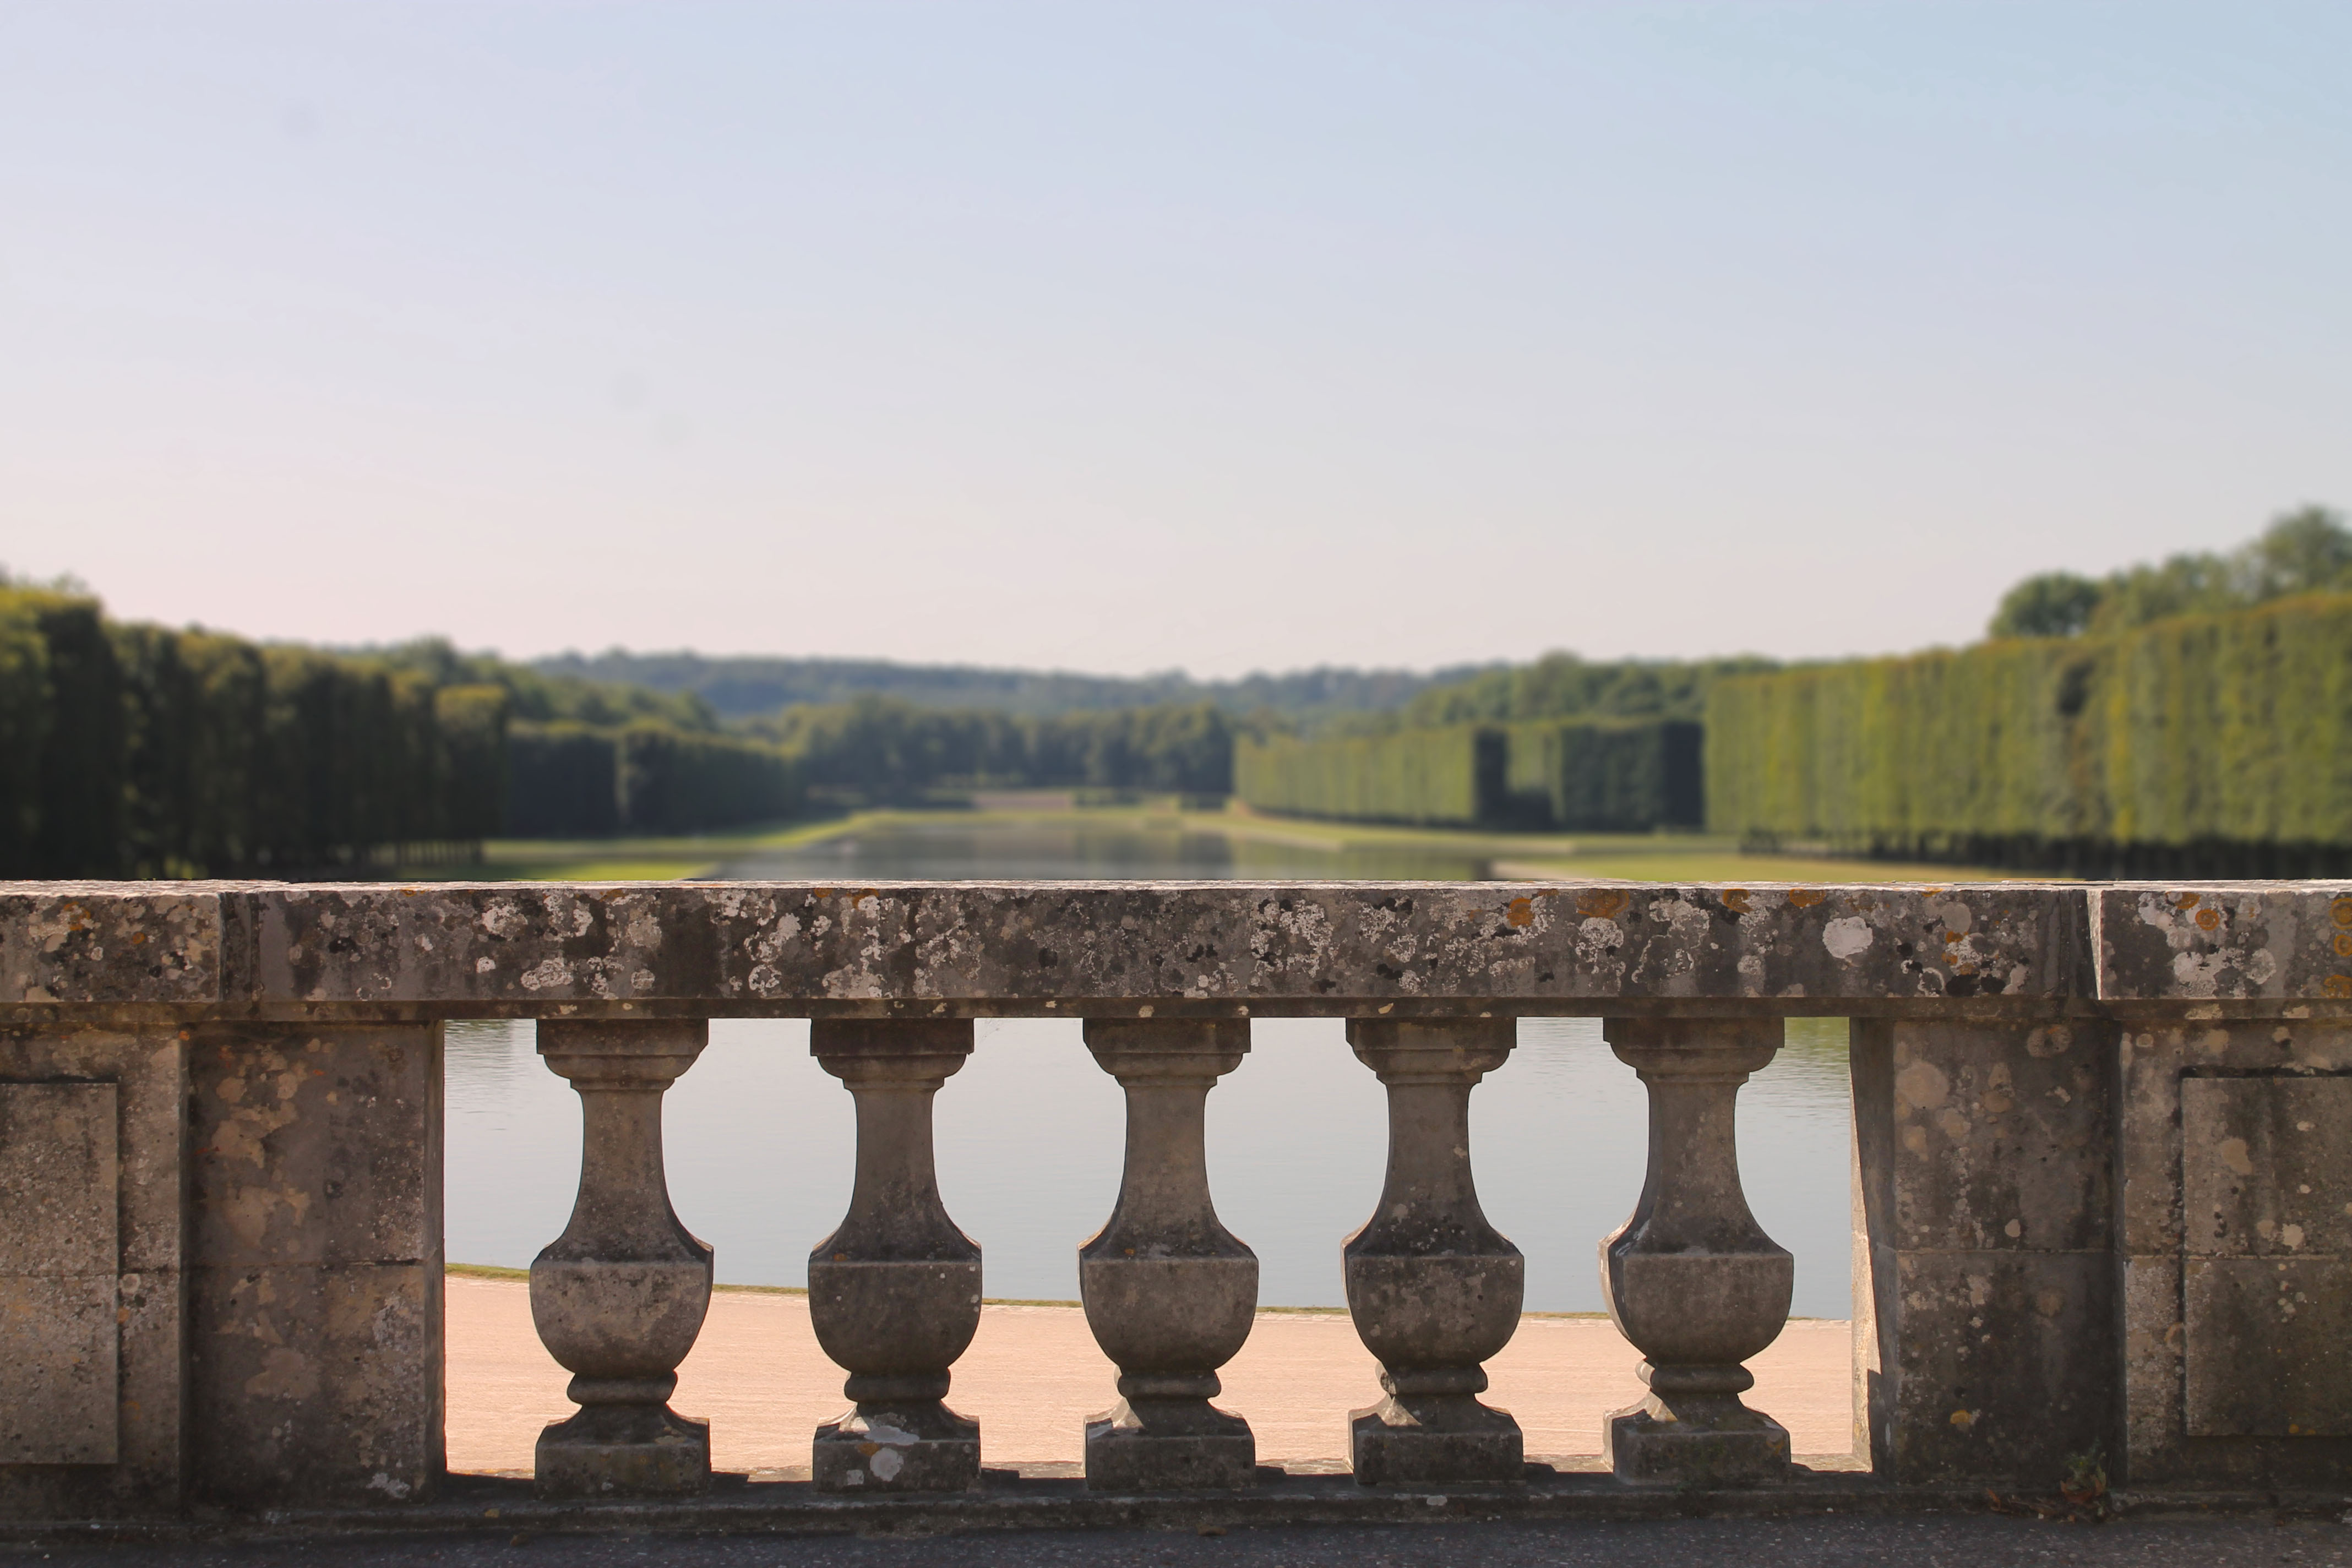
2, 878, 2348, 1524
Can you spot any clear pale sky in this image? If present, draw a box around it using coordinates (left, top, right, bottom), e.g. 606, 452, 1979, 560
3, 2, 2346, 677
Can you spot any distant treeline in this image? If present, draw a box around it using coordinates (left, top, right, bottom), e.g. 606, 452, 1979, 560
1236, 719, 1704, 832
540, 650, 1487, 722
1989, 505, 2352, 640
747, 696, 1237, 799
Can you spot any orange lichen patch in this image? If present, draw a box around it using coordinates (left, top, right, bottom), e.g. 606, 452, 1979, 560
1722, 889, 1752, 914
1574, 890, 1627, 919
2172, 892, 2202, 910
2324, 975, 2352, 999
1505, 897, 1537, 929
2332, 897, 2352, 929
2195, 907, 2222, 932
2336, 932, 2352, 957
1787, 889, 1826, 909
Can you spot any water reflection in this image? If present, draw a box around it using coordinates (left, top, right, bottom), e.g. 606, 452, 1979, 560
711, 819, 1487, 883
448, 1012, 1853, 1317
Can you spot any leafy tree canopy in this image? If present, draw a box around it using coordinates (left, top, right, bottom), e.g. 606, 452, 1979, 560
1988, 505, 2352, 640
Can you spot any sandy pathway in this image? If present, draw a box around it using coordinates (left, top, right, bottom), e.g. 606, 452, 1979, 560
448, 1276, 1855, 1474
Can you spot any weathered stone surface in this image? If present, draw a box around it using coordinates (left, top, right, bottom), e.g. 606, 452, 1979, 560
1850, 1019, 2116, 1484
0, 1026, 184, 1519
2177, 1076, 2352, 1438
2185, 1257, 2352, 1436
189, 1024, 440, 1267
2115, 1016, 2352, 1485
0, 886, 220, 1006
1079, 1020, 1257, 1491
4, 881, 2097, 1012
1344, 1019, 1525, 1487
1864, 1249, 2113, 1480
1853, 1019, 2114, 1257
188, 1261, 440, 1506
0, 1081, 118, 1464
808, 1021, 983, 1494
1600, 1019, 1791, 1487
187, 1023, 443, 1508
2098, 884, 2352, 1003
530, 1021, 713, 1500
13, 874, 2352, 1518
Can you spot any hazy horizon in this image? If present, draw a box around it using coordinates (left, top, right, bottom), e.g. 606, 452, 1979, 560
7, 2, 2348, 677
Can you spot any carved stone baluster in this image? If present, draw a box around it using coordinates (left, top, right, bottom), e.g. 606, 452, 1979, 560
1342, 1017, 1525, 1485
807, 1020, 982, 1493
1079, 1019, 1257, 1490
529, 1019, 714, 1499
1599, 1017, 1793, 1485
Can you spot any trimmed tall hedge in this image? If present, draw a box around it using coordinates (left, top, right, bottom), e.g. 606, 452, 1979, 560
1239, 720, 1703, 831
1235, 727, 1502, 826
0, 587, 519, 876
1505, 719, 1703, 831
1705, 592, 2352, 873
507, 720, 801, 837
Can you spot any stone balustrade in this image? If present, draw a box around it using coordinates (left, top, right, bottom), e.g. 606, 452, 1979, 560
1, 878, 2349, 1527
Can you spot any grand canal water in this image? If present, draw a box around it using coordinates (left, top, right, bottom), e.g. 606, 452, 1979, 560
445, 819, 1855, 1317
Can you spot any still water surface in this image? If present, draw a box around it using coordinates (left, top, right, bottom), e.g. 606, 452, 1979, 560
446, 819, 1854, 1317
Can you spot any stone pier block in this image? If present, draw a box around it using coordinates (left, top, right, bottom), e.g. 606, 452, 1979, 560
535, 1408, 710, 1499
1351, 1397, 1523, 1487
187, 1023, 443, 1509
1087, 1398, 1256, 1491
813, 1407, 981, 1493
1605, 1404, 1790, 1487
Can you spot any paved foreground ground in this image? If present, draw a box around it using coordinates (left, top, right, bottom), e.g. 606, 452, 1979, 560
448, 1276, 1853, 1470
5, 1516, 2346, 1568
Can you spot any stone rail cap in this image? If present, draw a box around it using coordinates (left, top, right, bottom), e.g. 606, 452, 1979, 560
0, 879, 2109, 1014
2095, 883, 2352, 1004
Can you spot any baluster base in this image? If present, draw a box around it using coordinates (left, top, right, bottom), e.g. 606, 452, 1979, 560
1084, 1398, 1256, 1491
1605, 1394, 1790, 1487
1349, 1393, 1524, 1486
533, 1405, 710, 1500
813, 1403, 981, 1493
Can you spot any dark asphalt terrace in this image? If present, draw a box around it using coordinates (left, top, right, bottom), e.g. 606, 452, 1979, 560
4, 1515, 2347, 1568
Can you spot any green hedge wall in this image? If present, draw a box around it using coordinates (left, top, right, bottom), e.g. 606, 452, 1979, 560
507, 720, 801, 837
1507, 718, 1704, 831
617, 722, 801, 833
0, 587, 520, 875
1238, 720, 1704, 831
1234, 726, 1502, 826
1705, 592, 2352, 872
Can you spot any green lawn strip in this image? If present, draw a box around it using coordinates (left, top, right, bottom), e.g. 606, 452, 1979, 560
491, 858, 725, 881
417, 802, 2052, 886
1489, 852, 2048, 884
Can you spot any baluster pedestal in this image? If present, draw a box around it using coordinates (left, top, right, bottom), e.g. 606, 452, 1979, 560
1079, 1019, 1257, 1490
1600, 1017, 1793, 1486
808, 1021, 983, 1494
1343, 1018, 1525, 1486
529, 1020, 714, 1499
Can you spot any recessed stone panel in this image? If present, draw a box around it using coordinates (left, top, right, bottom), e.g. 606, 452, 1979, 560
2182, 1076, 2352, 1257
0, 1081, 119, 1464
2185, 1257, 2352, 1436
